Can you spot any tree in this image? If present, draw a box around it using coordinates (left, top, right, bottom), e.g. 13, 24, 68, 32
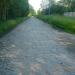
70, 0, 75, 11
0, 0, 29, 21
59, 0, 75, 12
29, 5, 36, 16
40, 0, 65, 15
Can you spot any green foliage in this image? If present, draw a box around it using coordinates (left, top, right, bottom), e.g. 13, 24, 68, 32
37, 15, 75, 33
0, 0, 29, 37
42, 4, 65, 15
29, 5, 36, 16
59, 0, 75, 12
40, 0, 75, 15
0, 0, 29, 21
0, 17, 28, 37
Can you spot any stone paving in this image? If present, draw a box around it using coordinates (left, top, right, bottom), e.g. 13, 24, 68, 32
0, 17, 75, 75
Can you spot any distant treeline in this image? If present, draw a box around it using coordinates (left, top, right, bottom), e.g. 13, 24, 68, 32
0, 0, 29, 21
39, 0, 75, 15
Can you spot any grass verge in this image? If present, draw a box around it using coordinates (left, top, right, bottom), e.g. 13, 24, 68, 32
0, 17, 29, 37
37, 15, 75, 34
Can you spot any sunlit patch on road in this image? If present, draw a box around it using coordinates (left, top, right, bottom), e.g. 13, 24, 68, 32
30, 63, 42, 74
18, 73, 23, 75
36, 58, 46, 64
11, 44, 16, 48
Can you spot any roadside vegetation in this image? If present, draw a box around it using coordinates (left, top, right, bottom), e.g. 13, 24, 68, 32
0, 17, 29, 37
37, 15, 75, 33
37, 0, 75, 34
0, 0, 29, 37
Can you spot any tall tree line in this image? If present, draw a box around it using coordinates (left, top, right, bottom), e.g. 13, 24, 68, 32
40, 0, 75, 15
60, 0, 75, 12
0, 0, 29, 21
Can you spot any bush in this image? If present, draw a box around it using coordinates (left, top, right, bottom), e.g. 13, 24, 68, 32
37, 15, 75, 33
0, 17, 28, 37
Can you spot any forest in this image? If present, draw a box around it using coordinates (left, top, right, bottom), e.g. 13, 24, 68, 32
0, 0, 29, 21
0, 0, 29, 37
37, 0, 75, 33
39, 0, 75, 15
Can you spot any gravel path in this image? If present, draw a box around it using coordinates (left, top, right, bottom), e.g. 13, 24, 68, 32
0, 17, 75, 75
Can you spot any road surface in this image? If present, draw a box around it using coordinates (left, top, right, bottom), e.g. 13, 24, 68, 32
0, 17, 75, 75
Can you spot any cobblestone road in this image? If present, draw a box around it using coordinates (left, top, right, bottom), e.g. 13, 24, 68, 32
0, 17, 75, 75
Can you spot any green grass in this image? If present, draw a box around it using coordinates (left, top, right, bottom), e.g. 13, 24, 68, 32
0, 17, 28, 37
37, 15, 75, 34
